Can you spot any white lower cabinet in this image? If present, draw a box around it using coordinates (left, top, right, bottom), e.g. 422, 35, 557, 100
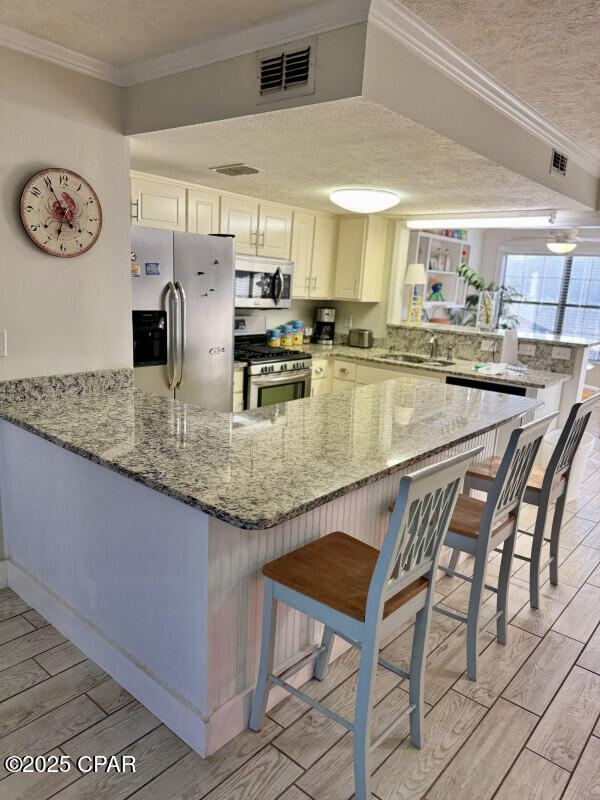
311, 379, 330, 397
332, 378, 355, 393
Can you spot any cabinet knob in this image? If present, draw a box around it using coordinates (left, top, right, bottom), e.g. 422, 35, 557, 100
340, 368, 349, 375
314, 367, 323, 375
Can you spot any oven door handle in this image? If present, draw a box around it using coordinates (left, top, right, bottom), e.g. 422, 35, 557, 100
253, 367, 312, 386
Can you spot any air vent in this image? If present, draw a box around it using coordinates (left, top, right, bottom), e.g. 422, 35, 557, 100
257, 39, 315, 104
550, 148, 568, 177
209, 163, 259, 177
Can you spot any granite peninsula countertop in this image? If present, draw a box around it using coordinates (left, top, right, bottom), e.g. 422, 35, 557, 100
0, 378, 539, 529
304, 345, 570, 389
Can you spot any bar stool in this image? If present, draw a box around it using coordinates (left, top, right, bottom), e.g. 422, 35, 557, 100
249, 447, 481, 800
454, 394, 600, 608
388, 413, 555, 680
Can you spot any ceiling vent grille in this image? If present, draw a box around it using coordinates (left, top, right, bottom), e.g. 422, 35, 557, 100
550, 148, 568, 177
210, 163, 259, 177
257, 39, 315, 104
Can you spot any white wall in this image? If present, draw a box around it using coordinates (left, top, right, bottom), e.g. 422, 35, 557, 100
0, 47, 131, 380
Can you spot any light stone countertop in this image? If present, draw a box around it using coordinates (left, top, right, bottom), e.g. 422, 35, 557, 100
305, 344, 570, 389
0, 378, 539, 529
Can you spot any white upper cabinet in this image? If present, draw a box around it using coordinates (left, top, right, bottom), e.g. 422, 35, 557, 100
186, 189, 220, 235
334, 215, 387, 302
310, 214, 338, 299
220, 195, 259, 255
131, 175, 186, 231
291, 211, 316, 297
257, 203, 292, 259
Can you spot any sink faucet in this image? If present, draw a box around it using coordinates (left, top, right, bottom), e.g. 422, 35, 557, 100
447, 343, 454, 361
428, 334, 438, 359
491, 339, 500, 362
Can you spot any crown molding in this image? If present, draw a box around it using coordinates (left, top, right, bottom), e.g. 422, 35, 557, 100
0, 0, 369, 88
0, 23, 126, 84
368, 0, 600, 178
123, 0, 370, 85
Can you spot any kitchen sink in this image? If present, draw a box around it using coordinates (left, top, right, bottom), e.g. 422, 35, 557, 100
385, 352, 455, 367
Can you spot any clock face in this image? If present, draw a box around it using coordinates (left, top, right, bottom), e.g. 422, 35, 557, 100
20, 168, 102, 257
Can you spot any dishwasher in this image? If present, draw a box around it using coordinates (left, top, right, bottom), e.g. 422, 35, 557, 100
445, 374, 527, 396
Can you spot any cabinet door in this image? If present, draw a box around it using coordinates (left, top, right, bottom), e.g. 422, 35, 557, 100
258, 204, 292, 259
220, 195, 258, 255
290, 211, 315, 298
311, 378, 330, 397
334, 217, 366, 299
131, 175, 186, 230
310, 214, 338, 299
332, 378, 355, 393
233, 392, 245, 412
360, 215, 387, 302
187, 189, 220, 234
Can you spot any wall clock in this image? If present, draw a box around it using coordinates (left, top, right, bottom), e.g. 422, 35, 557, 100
20, 168, 102, 257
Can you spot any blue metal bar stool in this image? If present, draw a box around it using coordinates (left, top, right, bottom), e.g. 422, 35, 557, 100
433, 413, 556, 681
454, 395, 599, 608
249, 447, 482, 800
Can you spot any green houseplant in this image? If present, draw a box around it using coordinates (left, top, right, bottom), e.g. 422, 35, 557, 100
450, 264, 522, 329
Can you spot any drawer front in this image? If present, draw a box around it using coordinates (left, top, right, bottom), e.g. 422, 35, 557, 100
332, 360, 356, 382
356, 364, 399, 384
312, 358, 330, 380
233, 369, 245, 394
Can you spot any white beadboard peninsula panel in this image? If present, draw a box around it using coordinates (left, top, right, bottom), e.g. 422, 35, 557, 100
206, 425, 497, 712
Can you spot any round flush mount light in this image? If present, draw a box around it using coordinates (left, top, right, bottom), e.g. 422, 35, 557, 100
546, 240, 577, 254
329, 189, 400, 214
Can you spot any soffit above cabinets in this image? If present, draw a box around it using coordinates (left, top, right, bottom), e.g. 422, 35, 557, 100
400, 0, 600, 161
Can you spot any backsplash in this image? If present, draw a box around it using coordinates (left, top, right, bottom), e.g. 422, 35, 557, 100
386, 326, 576, 374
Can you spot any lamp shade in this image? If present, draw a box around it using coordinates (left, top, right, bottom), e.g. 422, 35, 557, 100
405, 263, 426, 285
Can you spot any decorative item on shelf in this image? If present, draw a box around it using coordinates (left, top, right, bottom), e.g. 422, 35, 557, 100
404, 262, 426, 325
428, 282, 445, 302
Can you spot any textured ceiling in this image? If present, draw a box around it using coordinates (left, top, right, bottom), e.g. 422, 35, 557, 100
401, 0, 600, 158
0, 0, 323, 65
129, 97, 584, 215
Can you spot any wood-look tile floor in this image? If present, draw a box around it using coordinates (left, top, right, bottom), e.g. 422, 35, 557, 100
2, 431, 600, 798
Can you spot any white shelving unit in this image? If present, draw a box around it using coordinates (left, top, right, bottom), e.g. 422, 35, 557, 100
406, 230, 472, 322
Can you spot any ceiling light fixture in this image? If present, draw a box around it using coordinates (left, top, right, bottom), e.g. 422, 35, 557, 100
329, 189, 400, 214
406, 214, 554, 230
546, 241, 577, 254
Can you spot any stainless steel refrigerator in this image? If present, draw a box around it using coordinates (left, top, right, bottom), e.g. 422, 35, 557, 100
131, 227, 235, 411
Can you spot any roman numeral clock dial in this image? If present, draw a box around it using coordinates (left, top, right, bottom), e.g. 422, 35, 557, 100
20, 168, 102, 257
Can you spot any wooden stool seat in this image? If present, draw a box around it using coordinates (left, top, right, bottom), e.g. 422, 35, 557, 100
262, 531, 428, 622
466, 456, 565, 494
389, 494, 515, 540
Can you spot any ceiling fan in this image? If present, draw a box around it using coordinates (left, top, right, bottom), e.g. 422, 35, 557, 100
513, 229, 600, 254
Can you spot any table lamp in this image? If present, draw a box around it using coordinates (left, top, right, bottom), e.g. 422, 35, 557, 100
404, 263, 426, 325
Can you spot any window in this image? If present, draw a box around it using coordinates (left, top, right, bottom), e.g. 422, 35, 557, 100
502, 253, 600, 358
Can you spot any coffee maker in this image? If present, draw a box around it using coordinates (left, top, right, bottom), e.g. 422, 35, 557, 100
312, 307, 336, 346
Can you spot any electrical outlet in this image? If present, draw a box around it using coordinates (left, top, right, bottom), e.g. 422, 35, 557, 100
551, 346, 572, 360
518, 343, 536, 357
480, 339, 497, 352
0, 330, 7, 358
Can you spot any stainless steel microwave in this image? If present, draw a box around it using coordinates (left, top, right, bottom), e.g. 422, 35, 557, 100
234, 255, 293, 308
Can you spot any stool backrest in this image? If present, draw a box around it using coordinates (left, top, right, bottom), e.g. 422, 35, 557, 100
482, 412, 557, 538
366, 446, 483, 623
544, 393, 600, 491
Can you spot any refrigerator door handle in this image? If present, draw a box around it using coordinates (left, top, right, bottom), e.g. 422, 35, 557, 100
175, 281, 186, 389
166, 282, 180, 390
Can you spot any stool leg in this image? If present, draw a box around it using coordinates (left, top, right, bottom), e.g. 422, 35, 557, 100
448, 549, 461, 571
354, 634, 378, 800
497, 531, 516, 644
549, 491, 567, 586
466, 549, 487, 681
529, 499, 546, 609
249, 578, 278, 731
408, 600, 431, 748
313, 625, 335, 681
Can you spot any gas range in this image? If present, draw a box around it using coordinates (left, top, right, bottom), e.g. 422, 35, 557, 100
234, 344, 312, 375
234, 316, 313, 408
